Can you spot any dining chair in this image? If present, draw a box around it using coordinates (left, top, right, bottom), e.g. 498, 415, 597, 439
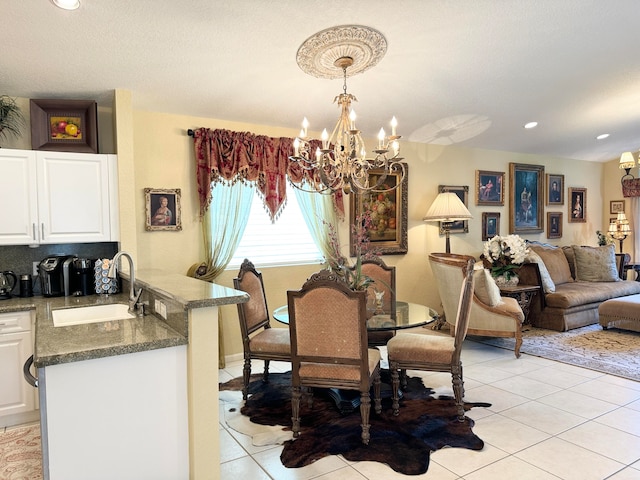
233, 258, 291, 400
287, 269, 382, 445
387, 254, 475, 421
353, 257, 396, 346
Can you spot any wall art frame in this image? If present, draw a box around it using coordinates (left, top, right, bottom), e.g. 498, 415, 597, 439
438, 185, 469, 235
568, 187, 587, 223
145, 188, 182, 231
30, 99, 98, 153
349, 163, 408, 255
546, 173, 564, 206
509, 163, 544, 234
481, 212, 500, 241
476, 170, 505, 206
547, 212, 563, 239
610, 200, 625, 214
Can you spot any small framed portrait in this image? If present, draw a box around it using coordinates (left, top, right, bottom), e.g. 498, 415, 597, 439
30, 99, 98, 153
568, 187, 587, 223
610, 200, 625, 214
546, 174, 564, 206
482, 212, 501, 241
547, 212, 563, 239
145, 188, 182, 231
475, 170, 505, 206
438, 185, 469, 235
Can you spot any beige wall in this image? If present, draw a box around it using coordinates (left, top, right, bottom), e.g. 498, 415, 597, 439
6, 93, 618, 358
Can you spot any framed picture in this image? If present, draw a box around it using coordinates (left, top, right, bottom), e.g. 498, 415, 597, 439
475, 170, 505, 205
30, 99, 98, 153
547, 212, 563, 239
144, 188, 182, 231
438, 185, 469, 235
349, 164, 408, 255
568, 187, 587, 223
482, 212, 501, 241
546, 174, 564, 206
610, 200, 625, 214
509, 163, 544, 233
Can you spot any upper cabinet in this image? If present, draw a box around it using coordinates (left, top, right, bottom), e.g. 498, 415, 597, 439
0, 149, 119, 245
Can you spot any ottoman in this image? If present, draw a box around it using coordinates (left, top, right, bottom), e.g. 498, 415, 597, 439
599, 294, 640, 333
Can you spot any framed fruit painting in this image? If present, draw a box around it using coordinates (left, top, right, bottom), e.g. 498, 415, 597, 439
30, 99, 98, 153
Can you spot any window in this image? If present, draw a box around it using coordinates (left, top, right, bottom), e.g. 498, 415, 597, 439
228, 183, 324, 268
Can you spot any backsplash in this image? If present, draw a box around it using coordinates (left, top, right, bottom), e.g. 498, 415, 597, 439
0, 242, 119, 296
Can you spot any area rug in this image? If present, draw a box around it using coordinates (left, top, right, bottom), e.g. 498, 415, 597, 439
0, 423, 42, 480
219, 372, 490, 475
469, 324, 640, 382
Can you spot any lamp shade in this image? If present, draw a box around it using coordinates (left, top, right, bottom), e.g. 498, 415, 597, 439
423, 192, 473, 222
619, 152, 635, 170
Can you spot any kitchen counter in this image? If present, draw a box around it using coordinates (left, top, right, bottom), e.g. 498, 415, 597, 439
0, 269, 248, 368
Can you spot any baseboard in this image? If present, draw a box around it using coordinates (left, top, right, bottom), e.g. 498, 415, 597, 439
224, 352, 244, 365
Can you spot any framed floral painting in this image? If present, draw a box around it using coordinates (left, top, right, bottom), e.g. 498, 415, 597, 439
349, 164, 408, 255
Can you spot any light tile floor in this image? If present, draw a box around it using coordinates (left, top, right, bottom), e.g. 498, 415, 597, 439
219, 337, 640, 480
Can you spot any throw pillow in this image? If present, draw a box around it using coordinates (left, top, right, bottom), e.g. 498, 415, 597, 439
562, 246, 576, 279
525, 250, 556, 293
473, 267, 502, 307
530, 245, 573, 285
572, 245, 619, 282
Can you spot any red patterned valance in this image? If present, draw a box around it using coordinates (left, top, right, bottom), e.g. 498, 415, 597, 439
192, 127, 344, 221
622, 178, 640, 197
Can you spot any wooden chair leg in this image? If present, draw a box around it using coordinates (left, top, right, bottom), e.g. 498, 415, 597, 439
451, 364, 465, 422
292, 386, 302, 438
390, 362, 400, 416
242, 356, 251, 400
263, 359, 270, 382
373, 371, 382, 414
359, 391, 371, 445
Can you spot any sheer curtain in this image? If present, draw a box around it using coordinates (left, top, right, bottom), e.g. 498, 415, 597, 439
294, 189, 339, 263
189, 182, 254, 367
631, 197, 639, 264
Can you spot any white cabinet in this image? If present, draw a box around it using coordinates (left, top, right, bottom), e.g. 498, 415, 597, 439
0, 148, 119, 245
0, 310, 37, 427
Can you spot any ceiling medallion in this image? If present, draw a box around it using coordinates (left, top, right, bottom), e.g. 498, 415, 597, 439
296, 25, 387, 79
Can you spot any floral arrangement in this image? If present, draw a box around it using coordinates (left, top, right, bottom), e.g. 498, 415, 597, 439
596, 230, 614, 247
482, 234, 529, 280
324, 211, 379, 291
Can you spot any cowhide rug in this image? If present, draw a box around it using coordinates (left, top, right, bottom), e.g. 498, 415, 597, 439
219, 371, 490, 475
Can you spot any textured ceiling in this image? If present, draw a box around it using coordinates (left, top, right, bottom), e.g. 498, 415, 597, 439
3, 0, 640, 162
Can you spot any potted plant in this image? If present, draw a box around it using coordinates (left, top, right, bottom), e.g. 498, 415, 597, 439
0, 95, 25, 145
482, 234, 529, 286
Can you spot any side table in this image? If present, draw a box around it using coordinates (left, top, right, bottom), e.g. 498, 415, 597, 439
623, 263, 640, 281
498, 284, 540, 324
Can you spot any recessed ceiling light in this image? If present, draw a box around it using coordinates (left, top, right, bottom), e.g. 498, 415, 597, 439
524, 122, 538, 129
51, 0, 80, 10
596, 133, 610, 140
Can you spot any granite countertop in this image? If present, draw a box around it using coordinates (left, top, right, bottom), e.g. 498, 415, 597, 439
0, 270, 248, 368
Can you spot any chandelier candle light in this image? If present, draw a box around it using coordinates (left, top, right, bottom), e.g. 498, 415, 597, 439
290, 25, 406, 195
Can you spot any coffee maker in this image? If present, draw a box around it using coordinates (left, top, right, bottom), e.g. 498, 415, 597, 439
39, 255, 75, 297
69, 258, 94, 296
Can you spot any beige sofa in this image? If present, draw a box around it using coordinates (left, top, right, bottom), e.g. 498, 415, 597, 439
518, 242, 640, 332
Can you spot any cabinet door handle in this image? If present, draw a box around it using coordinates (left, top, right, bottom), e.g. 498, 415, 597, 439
41, 223, 45, 241
32, 223, 37, 241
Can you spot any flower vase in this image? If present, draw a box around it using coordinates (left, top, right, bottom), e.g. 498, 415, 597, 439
493, 274, 519, 287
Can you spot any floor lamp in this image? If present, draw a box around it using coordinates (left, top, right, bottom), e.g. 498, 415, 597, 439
423, 192, 473, 253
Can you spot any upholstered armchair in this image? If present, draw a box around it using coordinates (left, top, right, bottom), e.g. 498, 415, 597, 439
432, 253, 524, 358
287, 269, 382, 445
233, 259, 291, 400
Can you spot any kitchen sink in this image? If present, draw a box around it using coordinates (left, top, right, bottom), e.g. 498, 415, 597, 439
52, 304, 135, 327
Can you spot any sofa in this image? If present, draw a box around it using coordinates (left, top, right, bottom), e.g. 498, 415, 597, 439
517, 242, 640, 331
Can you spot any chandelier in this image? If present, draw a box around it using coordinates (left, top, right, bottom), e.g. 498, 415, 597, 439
289, 25, 406, 195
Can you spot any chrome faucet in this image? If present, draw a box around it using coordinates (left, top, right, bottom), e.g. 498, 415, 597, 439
107, 251, 143, 315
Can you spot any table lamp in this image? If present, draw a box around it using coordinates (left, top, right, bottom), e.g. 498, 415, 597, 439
423, 192, 473, 253
608, 212, 632, 253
